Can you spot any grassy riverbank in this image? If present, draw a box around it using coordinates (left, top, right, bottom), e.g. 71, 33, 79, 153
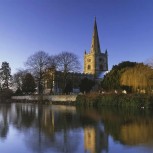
76, 93, 153, 108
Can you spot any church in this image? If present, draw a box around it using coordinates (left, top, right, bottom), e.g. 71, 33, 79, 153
44, 18, 108, 93
84, 17, 108, 78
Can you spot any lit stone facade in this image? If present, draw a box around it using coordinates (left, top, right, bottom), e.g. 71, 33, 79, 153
84, 18, 108, 77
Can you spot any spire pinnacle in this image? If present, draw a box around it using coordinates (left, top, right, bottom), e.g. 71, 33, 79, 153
94, 16, 96, 22
90, 17, 101, 54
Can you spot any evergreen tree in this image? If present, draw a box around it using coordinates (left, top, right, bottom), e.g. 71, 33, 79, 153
79, 77, 95, 93
22, 73, 36, 94
14, 87, 23, 96
13, 69, 28, 91
0, 62, 12, 89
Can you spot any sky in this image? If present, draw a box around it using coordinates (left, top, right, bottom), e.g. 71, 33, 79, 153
0, 0, 153, 74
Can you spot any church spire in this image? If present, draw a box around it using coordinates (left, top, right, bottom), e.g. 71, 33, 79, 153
90, 17, 101, 54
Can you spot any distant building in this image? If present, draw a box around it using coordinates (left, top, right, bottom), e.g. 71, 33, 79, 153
84, 17, 108, 78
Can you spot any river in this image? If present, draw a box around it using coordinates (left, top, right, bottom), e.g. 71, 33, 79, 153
0, 103, 153, 153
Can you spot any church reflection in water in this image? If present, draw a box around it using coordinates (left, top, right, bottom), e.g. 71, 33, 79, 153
39, 104, 109, 153
84, 126, 108, 153
1, 103, 153, 153
0, 103, 109, 153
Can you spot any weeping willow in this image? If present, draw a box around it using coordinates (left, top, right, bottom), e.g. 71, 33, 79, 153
120, 64, 153, 92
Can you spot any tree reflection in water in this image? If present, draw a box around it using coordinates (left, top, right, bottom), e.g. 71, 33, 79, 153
0, 104, 10, 139
0, 104, 153, 153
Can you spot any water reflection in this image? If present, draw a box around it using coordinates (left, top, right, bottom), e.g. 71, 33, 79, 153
0, 103, 153, 153
0, 104, 10, 139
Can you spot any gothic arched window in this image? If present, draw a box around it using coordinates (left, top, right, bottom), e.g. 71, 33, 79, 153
87, 65, 91, 70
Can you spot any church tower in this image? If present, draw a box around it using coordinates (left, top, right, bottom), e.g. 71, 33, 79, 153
84, 18, 108, 78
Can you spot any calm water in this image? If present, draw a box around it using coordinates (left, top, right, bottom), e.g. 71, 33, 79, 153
0, 103, 153, 153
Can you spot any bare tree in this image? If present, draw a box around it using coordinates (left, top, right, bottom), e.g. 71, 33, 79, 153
48, 55, 57, 68
56, 51, 81, 91
56, 51, 81, 73
25, 51, 51, 94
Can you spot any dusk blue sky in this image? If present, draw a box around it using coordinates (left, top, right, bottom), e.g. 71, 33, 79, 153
0, 0, 153, 74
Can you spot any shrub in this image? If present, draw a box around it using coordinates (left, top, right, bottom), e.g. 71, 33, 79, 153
0, 89, 13, 102
76, 93, 153, 109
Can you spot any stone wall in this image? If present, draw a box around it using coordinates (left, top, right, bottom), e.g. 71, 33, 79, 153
12, 95, 77, 102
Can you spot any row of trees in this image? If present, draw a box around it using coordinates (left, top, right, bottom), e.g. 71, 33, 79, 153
0, 62, 35, 97
0, 51, 82, 95
0, 50, 95, 96
1, 51, 152, 95
101, 61, 153, 93
14, 51, 81, 94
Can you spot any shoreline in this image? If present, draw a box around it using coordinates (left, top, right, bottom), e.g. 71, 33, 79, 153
11, 95, 77, 105
1, 93, 152, 109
